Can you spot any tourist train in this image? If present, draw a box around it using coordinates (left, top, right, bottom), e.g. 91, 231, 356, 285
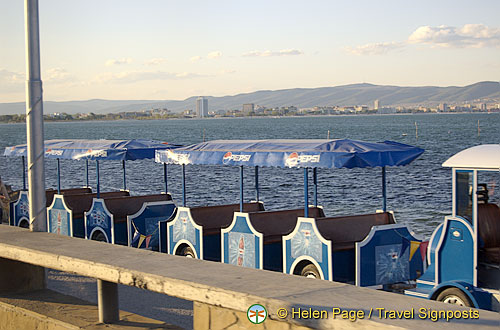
2, 139, 499, 311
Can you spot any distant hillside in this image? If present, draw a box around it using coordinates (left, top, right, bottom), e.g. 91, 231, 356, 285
1, 81, 499, 115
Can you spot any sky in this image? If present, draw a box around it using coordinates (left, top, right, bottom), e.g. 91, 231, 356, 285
1, 0, 499, 102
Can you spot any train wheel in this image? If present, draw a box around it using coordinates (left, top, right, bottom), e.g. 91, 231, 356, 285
19, 220, 29, 228
91, 231, 107, 242
179, 246, 196, 258
436, 288, 473, 307
300, 264, 321, 279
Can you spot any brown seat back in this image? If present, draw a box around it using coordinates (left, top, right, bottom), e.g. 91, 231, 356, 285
249, 207, 325, 242
64, 191, 130, 218
478, 203, 500, 248
45, 187, 92, 207
190, 202, 265, 233
103, 194, 173, 222
316, 212, 395, 251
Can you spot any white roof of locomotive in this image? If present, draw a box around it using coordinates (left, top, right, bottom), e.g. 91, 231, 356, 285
442, 144, 500, 170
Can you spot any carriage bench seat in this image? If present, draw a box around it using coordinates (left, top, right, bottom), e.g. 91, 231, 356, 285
190, 202, 265, 236
63, 191, 129, 219
316, 212, 395, 252
45, 187, 92, 207
104, 194, 172, 223
478, 203, 500, 265
249, 207, 326, 244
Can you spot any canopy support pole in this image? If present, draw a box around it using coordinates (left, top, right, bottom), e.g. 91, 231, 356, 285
382, 166, 387, 212
85, 159, 89, 188
313, 168, 318, 207
25, 0, 46, 232
57, 158, 61, 194
163, 163, 168, 194
304, 168, 309, 218
96, 160, 100, 199
240, 166, 244, 212
254, 166, 259, 202
22, 156, 26, 190
122, 160, 127, 191
182, 164, 186, 207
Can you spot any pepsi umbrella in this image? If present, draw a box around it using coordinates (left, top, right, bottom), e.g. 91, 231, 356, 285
5, 139, 182, 195
155, 139, 424, 215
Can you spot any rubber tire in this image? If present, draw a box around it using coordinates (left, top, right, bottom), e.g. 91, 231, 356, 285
179, 246, 196, 258
91, 231, 107, 242
436, 288, 473, 307
19, 220, 29, 229
300, 264, 321, 279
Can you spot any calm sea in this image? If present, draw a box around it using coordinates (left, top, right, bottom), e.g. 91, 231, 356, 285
1, 113, 499, 237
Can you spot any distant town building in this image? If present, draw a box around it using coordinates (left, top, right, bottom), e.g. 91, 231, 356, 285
196, 97, 208, 118
183, 109, 195, 117
438, 103, 448, 112
374, 99, 380, 110
378, 107, 396, 114
242, 103, 255, 115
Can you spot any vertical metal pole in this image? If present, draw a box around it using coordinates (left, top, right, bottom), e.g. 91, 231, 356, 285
57, 158, 61, 194
182, 164, 186, 207
163, 163, 168, 194
254, 166, 259, 202
97, 279, 119, 323
382, 166, 387, 212
22, 156, 27, 190
85, 159, 89, 187
25, 0, 46, 232
96, 160, 100, 198
313, 167, 318, 207
304, 168, 309, 217
239, 166, 244, 212
122, 160, 127, 191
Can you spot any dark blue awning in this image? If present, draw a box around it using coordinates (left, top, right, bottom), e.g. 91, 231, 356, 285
155, 139, 424, 169
4, 139, 182, 161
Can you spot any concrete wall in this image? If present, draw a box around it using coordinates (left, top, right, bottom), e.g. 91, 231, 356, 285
0, 226, 498, 329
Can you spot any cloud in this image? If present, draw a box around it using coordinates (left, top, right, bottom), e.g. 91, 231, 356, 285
190, 55, 202, 62
0, 69, 25, 92
145, 58, 167, 66
242, 49, 304, 57
408, 24, 500, 48
105, 58, 133, 66
207, 51, 222, 59
219, 69, 236, 74
343, 42, 405, 55
44, 67, 71, 83
95, 70, 209, 84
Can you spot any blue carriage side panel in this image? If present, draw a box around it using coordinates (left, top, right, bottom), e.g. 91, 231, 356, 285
127, 201, 176, 251
11, 191, 29, 227
437, 217, 474, 285
167, 207, 202, 259
282, 217, 332, 281
84, 198, 114, 244
356, 224, 424, 287
414, 223, 443, 289
46, 195, 72, 237
221, 212, 263, 269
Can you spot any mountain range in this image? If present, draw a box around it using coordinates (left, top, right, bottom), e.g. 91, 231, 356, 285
1, 81, 499, 115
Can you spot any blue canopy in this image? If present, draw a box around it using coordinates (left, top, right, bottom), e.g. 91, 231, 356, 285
155, 139, 424, 169
4, 139, 182, 161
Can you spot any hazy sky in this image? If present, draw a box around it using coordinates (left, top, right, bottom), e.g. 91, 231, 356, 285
1, 0, 499, 102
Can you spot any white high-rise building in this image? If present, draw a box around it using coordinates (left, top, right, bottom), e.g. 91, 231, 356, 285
196, 97, 208, 118
374, 99, 380, 110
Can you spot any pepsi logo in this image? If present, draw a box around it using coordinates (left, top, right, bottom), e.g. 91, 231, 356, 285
222, 152, 251, 164
285, 152, 320, 167
45, 148, 63, 156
